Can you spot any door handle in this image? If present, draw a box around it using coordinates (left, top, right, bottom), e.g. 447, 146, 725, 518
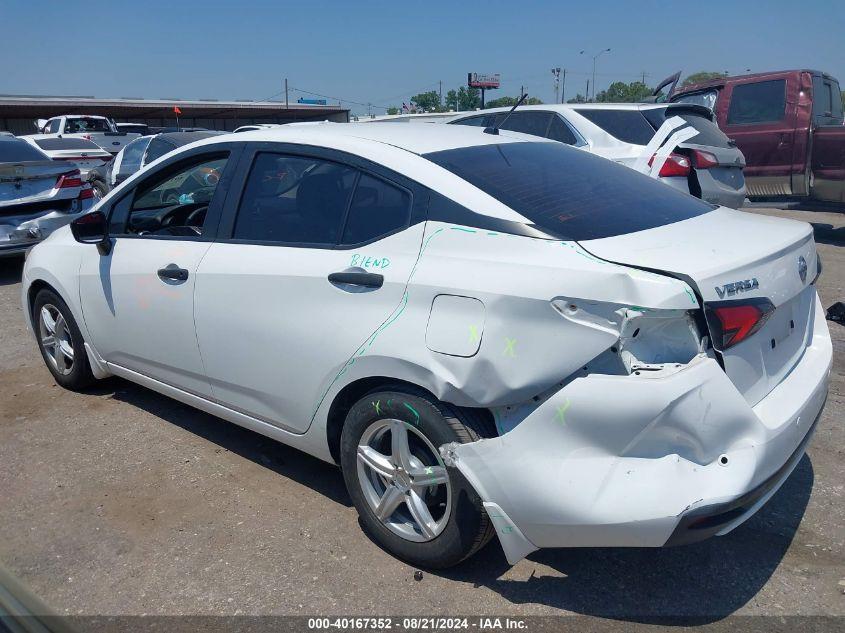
157, 264, 189, 281
328, 270, 384, 289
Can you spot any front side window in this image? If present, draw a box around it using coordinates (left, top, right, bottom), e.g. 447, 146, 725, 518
425, 141, 713, 241
47, 119, 60, 133
233, 153, 356, 245
727, 80, 786, 124
119, 154, 228, 237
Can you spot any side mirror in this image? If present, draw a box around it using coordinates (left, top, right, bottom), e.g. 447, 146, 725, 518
70, 211, 111, 254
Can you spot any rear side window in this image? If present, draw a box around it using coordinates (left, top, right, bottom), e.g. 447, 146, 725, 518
547, 115, 578, 144
451, 115, 491, 127
499, 112, 552, 138
641, 108, 732, 148
119, 137, 151, 173
0, 138, 48, 162
234, 153, 356, 245
424, 142, 712, 241
575, 109, 655, 145
341, 174, 411, 245
727, 80, 786, 124
144, 137, 177, 164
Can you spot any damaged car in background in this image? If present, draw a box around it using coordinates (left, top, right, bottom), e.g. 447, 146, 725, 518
1, 134, 94, 257
21, 124, 830, 567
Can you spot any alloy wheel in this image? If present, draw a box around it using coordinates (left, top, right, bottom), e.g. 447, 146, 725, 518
38, 304, 74, 375
356, 418, 451, 542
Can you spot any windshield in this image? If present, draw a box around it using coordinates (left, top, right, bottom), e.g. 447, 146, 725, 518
424, 142, 714, 241
672, 90, 719, 111
65, 117, 113, 133
0, 138, 48, 162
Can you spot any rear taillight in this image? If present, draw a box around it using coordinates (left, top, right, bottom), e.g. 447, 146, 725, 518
706, 299, 775, 350
649, 152, 691, 177
55, 169, 82, 189
691, 149, 719, 169
78, 185, 94, 200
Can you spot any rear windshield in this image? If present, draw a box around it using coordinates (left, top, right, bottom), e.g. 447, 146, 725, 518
0, 138, 48, 162
33, 138, 103, 151
575, 109, 656, 145
641, 108, 732, 148
424, 142, 713, 241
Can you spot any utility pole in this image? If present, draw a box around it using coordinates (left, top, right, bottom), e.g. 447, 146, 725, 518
439, 80, 442, 109
520, 85, 524, 99
284, 78, 288, 109
551, 67, 561, 104
591, 48, 611, 101
561, 69, 566, 103
585, 79, 589, 102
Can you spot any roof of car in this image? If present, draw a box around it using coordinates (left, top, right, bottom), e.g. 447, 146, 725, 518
230, 121, 548, 155
153, 130, 225, 145
449, 103, 670, 118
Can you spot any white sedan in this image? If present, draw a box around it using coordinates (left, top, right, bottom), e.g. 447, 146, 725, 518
21, 123, 831, 567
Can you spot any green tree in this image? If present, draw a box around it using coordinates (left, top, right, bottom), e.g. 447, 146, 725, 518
484, 95, 544, 109
682, 71, 725, 87
386, 106, 399, 115
445, 87, 480, 111
566, 93, 587, 103
410, 90, 441, 112
595, 81, 652, 103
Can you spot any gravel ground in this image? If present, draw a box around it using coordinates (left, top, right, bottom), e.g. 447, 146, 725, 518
0, 206, 842, 626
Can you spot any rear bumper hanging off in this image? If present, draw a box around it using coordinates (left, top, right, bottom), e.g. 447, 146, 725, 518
444, 295, 832, 565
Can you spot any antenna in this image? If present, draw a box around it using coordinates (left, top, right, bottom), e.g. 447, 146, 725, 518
483, 93, 528, 135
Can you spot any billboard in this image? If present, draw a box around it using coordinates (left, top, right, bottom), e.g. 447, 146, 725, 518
297, 97, 328, 105
467, 73, 500, 89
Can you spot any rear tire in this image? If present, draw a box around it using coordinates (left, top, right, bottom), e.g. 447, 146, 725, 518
32, 288, 95, 390
340, 387, 494, 568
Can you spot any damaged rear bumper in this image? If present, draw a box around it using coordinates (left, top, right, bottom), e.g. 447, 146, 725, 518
0, 203, 91, 257
445, 296, 832, 564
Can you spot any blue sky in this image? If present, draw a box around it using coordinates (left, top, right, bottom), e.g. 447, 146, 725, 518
2, 0, 843, 114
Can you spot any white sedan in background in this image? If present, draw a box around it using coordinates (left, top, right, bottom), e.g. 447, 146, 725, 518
21, 123, 830, 567
22, 136, 112, 176
448, 103, 747, 208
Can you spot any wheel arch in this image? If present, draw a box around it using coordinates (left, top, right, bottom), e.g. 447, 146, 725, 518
324, 375, 496, 465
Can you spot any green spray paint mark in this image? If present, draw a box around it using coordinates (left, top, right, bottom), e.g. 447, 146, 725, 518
555, 399, 571, 425
387, 399, 393, 409
487, 232, 499, 236
501, 526, 514, 534
468, 324, 480, 344
450, 227, 477, 233
404, 402, 420, 425
684, 287, 697, 305
503, 337, 517, 357
372, 400, 381, 415
424, 466, 434, 475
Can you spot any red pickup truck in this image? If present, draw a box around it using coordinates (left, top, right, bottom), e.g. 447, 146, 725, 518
669, 70, 845, 203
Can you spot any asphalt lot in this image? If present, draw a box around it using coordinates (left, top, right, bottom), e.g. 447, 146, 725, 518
0, 206, 843, 624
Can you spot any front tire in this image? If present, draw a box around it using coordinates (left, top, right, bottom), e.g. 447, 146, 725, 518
32, 288, 95, 390
340, 388, 494, 568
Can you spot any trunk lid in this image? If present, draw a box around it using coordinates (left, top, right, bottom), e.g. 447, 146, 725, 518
580, 207, 818, 406
0, 161, 71, 207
